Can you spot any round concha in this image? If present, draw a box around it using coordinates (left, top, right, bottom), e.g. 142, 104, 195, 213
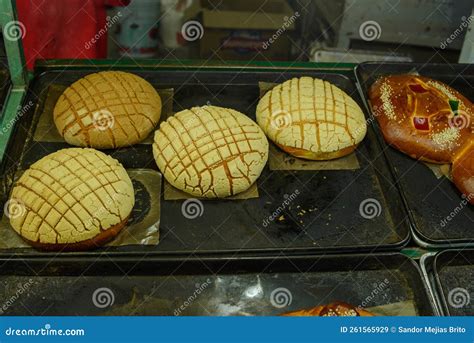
256, 77, 367, 160
7, 148, 135, 251
153, 106, 269, 198
53, 71, 162, 149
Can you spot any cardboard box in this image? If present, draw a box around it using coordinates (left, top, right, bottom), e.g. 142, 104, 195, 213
184, 0, 297, 61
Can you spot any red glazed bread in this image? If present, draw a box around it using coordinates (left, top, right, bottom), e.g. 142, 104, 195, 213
281, 302, 375, 317
368, 75, 473, 203
368, 75, 473, 163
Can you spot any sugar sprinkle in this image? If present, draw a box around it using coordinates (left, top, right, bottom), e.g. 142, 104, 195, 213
380, 83, 396, 120
430, 127, 460, 150
427, 81, 459, 102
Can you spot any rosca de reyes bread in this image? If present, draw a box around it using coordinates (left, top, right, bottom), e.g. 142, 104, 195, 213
368, 75, 473, 204
54, 71, 162, 149
7, 148, 135, 250
256, 77, 367, 160
281, 302, 375, 317
153, 105, 268, 198
368, 74, 473, 163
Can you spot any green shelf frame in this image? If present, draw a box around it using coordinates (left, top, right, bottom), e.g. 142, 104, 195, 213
34, 58, 356, 72
0, 0, 27, 164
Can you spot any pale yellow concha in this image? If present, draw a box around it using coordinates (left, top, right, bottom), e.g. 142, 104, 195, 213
8, 148, 134, 250
53, 71, 162, 149
256, 77, 367, 160
153, 106, 269, 198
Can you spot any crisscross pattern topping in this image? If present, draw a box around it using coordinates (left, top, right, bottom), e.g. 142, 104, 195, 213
153, 106, 268, 198
256, 77, 367, 154
9, 148, 134, 244
53, 71, 162, 148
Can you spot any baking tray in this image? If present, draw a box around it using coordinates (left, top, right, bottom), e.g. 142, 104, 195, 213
432, 249, 474, 316
0, 68, 410, 255
0, 253, 436, 315
419, 252, 443, 316
355, 62, 474, 248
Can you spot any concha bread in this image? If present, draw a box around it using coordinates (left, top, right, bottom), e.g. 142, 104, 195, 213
256, 77, 367, 160
7, 148, 134, 250
53, 71, 162, 149
153, 105, 268, 198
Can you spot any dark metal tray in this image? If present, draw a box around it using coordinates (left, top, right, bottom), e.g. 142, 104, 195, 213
0, 61, 10, 113
419, 252, 443, 316
355, 62, 474, 248
432, 249, 474, 316
0, 68, 410, 255
0, 253, 436, 315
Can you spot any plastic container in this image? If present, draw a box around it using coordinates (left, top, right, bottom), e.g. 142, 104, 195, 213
116, 0, 161, 58
159, 0, 193, 49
